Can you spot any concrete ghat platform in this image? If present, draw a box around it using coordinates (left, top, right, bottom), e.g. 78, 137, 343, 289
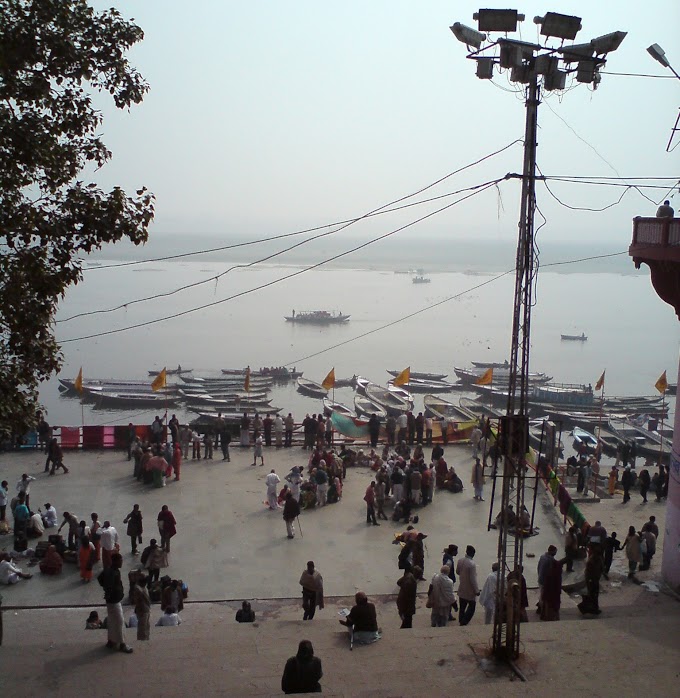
2, 591, 679, 697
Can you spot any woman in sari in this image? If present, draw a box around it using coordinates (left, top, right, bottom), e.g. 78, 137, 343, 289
79, 535, 96, 583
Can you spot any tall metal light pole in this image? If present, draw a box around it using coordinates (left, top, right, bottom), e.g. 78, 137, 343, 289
647, 44, 680, 151
450, 9, 626, 661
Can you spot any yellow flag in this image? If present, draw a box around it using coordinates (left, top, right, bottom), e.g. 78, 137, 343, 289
595, 370, 605, 392
321, 367, 336, 391
244, 366, 251, 393
74, 367, 84, 394
655, 370, 668, 394
392, 366, 411, 387
151, 367, 167, 392
475, 367, 493, 386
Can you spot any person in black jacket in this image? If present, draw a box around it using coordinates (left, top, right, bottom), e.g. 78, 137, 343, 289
281, 640, 322, 694
283, 491, 301, 539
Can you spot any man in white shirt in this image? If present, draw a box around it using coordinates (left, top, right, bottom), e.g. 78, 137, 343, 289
42, 503, 58, 528
397, 413, 408, 443
0, 554, 33, 584
100, 521, 119, 570
27, 510, 45, 537
266, 469, 281, 510
478, 562, 500, 624
16, 474, 36, 508
156, 607, 181, 626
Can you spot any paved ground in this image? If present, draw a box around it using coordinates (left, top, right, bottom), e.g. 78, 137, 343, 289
1, 442, 566, 606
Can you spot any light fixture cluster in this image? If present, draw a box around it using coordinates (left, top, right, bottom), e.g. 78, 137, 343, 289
450, 9, 626, 91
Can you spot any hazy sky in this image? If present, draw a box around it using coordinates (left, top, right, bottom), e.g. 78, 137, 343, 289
88, 1, 679, 247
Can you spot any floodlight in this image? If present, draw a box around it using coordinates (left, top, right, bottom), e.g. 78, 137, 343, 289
535, 55, 558, 76
474, 9, 524, 33
590, 31, 626, 55
476, 57, 495, 79
576, 60, 597, 83
450, 22, 486, 49
647, 43, 670, 68
560, 42, 595, 63
534, 12, 581, 40
544, 71, 567, 91
510, 65, 532, 84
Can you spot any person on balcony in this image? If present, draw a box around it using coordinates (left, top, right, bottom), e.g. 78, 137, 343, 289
656, 200, 674, 218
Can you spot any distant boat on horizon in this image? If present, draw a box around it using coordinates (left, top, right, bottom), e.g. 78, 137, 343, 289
285, 309, 350, 324
412, 276, 431, 284
561, 333, 587, 341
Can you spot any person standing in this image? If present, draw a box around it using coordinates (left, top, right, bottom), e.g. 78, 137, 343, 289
0, 480, 8, 521
364, 482, 379, 526
368, 414, 380, 449
140, 539, 165, 584
429, 565, 457, 627
396, 565, 420, 629
397, 412, 408, 444
16, 474, 36, 509
100, 521, 119, 569
283, 491, 301, 539
281, 640, 323, 695
640, 528, 657, 571
479, 562, 500, 624
263, 413, 273, 447
284, 413, 294, 447
471, 458, 484, 501
456, 545, 480, 626
540, 551, 563, 621
180, 424, 192, 460
266, 469, 281, 510
638, 469, 651, 504
374, 478, 388, 520
220, 427, 231, 462
157, 505, 177, 553
386, 414, 397, 446
78, 535, 96, 583
578, 545, 603, 615
603, 532, 622, 579
240, 412, 250, 447
314, 466, 328, 506
470, 425, 482, 457
624, 526, 642, 578
131, 574, 152, 641
97, 553, 133, 653
564, 526, 578, 573
274, 414, 284, 448
299, 561, 324, 620
621, 465, 633, 503
123, 504, 143, 555
252, 435, 264, 467
58, 511, 80, 551
536, 544, 557, 615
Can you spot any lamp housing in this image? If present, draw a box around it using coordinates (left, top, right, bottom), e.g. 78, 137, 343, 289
450, 22, 487, 49
476, 57, 495, 79
534, 12, 581, 40
544, 71, 567, 91
647, 43, 670, 68
590, 31, 626, 55
474, 9, 523, 32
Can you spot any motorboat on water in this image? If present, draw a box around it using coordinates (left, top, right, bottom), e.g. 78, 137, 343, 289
284, 310, 350, 324
387, 369, 448, 381
561, 333, 587, 341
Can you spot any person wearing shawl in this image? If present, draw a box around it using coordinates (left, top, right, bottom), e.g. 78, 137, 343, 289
39, 545, 63, 575
299, 560, 324, 620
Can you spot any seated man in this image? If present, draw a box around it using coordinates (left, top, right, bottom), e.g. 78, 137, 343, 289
493, 504, 517, 530
443, 468, 463, 493
27, 510, 45, 538
235, 600, 256, 623
41, 502, 58, 529
156, 606, 182, 626
39, 545, 63, 575
0, 553, 33, 584
339, 591, 381, 645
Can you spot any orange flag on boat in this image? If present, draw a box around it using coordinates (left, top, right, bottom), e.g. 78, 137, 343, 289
595, 370, 605, 391
475, 367, 493, 386
655, 370, 668, 394
392, 367, 411, 387
244, 366, 251, 393
321, 367, 336, 391
151, 367, 167, 392
74, 367, 84, 394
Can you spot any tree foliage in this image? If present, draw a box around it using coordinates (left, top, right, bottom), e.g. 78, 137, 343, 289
0, 0, 154, 439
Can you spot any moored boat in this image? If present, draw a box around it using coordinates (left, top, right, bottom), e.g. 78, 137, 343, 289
607, 417, 671, 460
412, 276, 430, 284
322, 398, 355, 418
471, 360, 510, 369
220, 367, 303, 380
296, 376, 328, 399
561, 333, 587, 341
402, 378, 457, 393
455, 366, 553, 385
364, 383, 411, 416
571, 426, 598, 452
387, 369, 448, 381
354, 395, 387, 420
423, 394, 475, 422
92, 391, 180, 409
148, 366, 192, 376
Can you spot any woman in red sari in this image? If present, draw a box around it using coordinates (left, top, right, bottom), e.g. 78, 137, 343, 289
78, 535, 96, 583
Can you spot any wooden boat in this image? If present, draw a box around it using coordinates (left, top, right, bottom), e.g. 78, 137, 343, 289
296, 376, 328, 399
387, 369, 448, 381
423, 395, 475, 422
471, 360, 510, 369
148, 366, 192, 376
561, 333, 587, 341
412, 276, 431, 284
387, 384, 413, 402
354, 395, 387, 420
189, 406, 283, 420
474, 382, 594, 410
571, 426, 598, 452
455, 366, 553, 385
284, 310, 350, 324
355, 376, 371, 395
59, 378, 181, 395
402, 378, 457, 394
608, 417, 671, 460
322, 398, 355, 418
178, 390, 271, 406
92, 392, 180, 409
220, 367, 303, 380
593, 424, 624, 456
180, 375, 273, 390
458, 397, 504, 420
364, 383, 411, 416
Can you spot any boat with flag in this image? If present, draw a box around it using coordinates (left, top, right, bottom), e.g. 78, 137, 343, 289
296, 376, 328, 398
454, 365, 552, 385
284, 309, 350, 324
387, 369, 448, 381
364, 383, 412, 416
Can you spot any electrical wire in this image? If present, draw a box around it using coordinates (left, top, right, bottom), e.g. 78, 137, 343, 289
59, 179, 503, 343
82, 139, 523, 272
57, 178, 504, 323
599, 71, 677, 79
538, 166, 633, 211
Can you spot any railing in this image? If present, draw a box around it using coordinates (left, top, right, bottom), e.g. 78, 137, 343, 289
632, 217, 680, 248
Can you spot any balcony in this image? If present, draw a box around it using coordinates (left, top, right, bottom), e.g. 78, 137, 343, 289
629, 217, 680, 318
